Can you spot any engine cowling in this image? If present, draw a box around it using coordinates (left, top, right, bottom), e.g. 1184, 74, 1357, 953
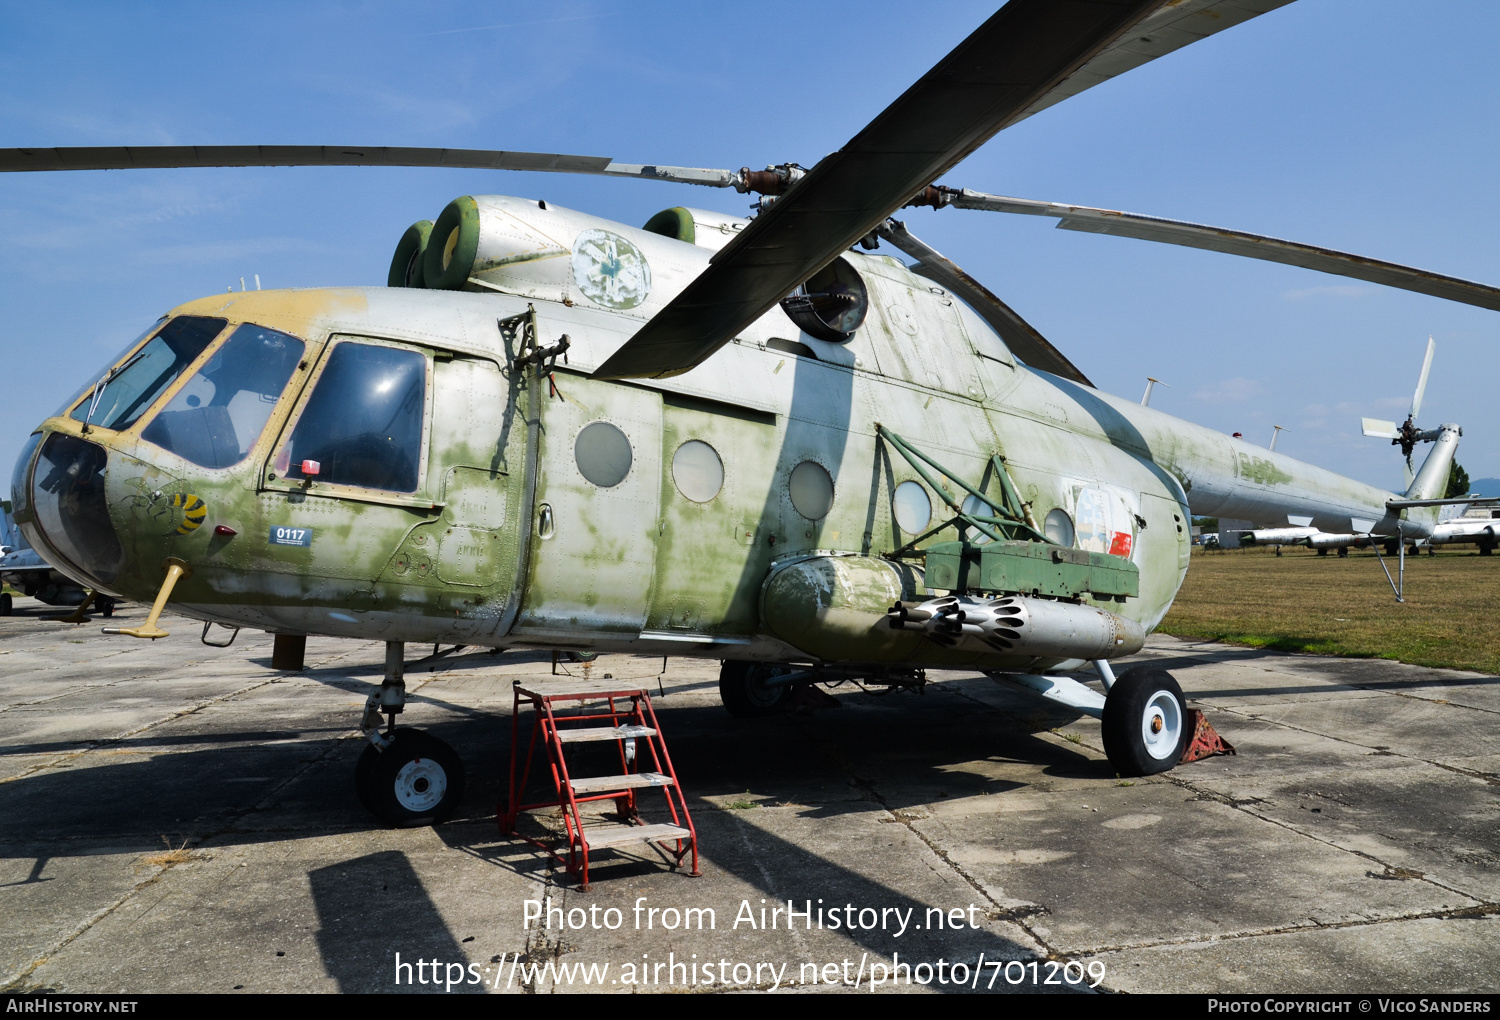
423, 195, 575, 296
386, 220, 433, 288
760, 554, 926, 662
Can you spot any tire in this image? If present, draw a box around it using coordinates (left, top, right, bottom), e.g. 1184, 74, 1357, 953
1102, 668, 1190, 777
356, 729, 465, 827
719, 660, 795, 718
98, 596, 114, 618
564, 651, 599, 663
0, 593, 11, 616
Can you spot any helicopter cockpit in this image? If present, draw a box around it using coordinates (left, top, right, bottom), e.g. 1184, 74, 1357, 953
22, 315, 294, 586
14, 303, 471, 627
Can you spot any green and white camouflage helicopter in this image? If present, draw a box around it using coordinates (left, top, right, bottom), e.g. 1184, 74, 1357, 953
5, 0, 1496, 826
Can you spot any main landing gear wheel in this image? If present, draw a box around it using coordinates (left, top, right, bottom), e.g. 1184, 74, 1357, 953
1102, 667, 1190, 777
356, 729, 465, 827
718, 660, 795, 718
0, 593, 11, 616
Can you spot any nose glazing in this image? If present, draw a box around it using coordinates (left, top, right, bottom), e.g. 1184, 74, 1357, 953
29, 433, 124, 585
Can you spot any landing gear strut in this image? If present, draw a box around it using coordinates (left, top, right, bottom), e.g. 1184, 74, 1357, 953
355, 640, 465, 827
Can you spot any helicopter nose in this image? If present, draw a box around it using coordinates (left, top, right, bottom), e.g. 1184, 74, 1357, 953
28, 432, 125, 586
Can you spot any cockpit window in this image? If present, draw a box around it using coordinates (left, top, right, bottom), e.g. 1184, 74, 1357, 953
275, 342, 427, 493
53, 318, 165, 419
68, 316, 228, 431
141, 324, 305, 469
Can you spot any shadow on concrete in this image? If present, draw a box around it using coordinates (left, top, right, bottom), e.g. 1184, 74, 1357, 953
309, 850, 478, 993
432, 683, 1101, 992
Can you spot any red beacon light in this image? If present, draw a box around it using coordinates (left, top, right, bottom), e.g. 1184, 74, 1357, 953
300, 460, 321, 476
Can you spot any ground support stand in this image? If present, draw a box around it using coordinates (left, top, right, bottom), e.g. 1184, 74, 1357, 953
500, 680, 698, 888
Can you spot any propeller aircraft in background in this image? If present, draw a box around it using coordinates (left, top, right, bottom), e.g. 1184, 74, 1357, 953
1243, 338, 1494, 562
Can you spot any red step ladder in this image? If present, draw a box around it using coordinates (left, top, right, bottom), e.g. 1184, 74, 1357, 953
500, 679, 698, 888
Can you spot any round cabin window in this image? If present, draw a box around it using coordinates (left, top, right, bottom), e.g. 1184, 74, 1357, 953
892, 480, 932, 534
672, 440, 724, 503
789, 460, 835, 520
574, 421, 633, 487
1045, 507, 1076, 547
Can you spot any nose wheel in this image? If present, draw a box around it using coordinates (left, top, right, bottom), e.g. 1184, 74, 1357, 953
356, 728, 465, 827
1101, 667, 1189, 776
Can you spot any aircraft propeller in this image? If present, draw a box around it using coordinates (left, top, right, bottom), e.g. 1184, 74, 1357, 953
1362, 336, 1439, 486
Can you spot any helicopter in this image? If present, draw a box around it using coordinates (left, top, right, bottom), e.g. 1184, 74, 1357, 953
6, 0, 1499, 827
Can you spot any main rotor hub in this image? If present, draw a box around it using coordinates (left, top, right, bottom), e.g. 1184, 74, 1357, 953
735, 163, 805, 196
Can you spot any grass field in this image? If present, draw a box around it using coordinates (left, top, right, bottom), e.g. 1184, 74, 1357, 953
1159, 546, 1500, 675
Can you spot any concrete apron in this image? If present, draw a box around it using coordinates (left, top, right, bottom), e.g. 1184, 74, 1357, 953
0, 596, 1495, 994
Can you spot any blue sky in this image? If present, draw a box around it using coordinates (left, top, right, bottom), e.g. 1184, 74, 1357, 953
2, 1, 1498, 493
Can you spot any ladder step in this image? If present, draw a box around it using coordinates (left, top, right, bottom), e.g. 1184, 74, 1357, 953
581, 823, 692, 850
569, 772, 675, 795
555, 724, 656, 743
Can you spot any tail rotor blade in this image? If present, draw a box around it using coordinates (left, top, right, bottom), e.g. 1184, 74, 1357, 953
1409, 335, 1435, 424
1362, 418, 1400, 439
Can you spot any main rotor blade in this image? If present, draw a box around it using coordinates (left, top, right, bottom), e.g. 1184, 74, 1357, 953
1011, 0, 1296, 126
1410, 335, 1435, 423
951, 191, 1500, 313
0, 146, 741, 188
877, 220, 1093, 387
594, 0, 1169, 381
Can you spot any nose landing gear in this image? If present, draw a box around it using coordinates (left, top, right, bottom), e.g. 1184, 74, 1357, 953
355, 640, 465, 827
356, 729, 464, 826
